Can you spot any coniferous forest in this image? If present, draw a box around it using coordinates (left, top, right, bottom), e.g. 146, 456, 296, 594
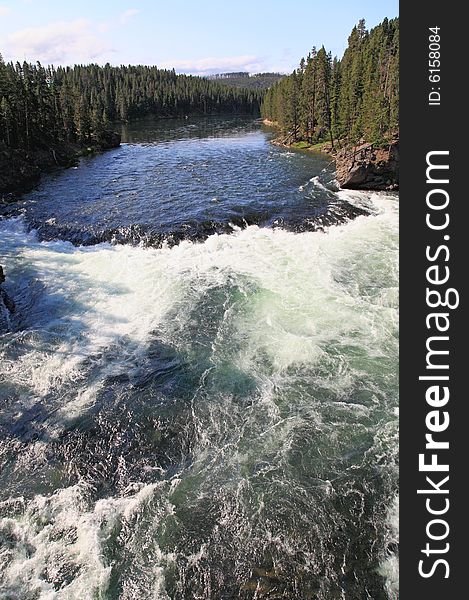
0, 18, 399, 156
1, 7, 400, 598
0, 16, 398, 195
0, 59, 262, 152
261, 18, 399, 148
207, 72, 284, 90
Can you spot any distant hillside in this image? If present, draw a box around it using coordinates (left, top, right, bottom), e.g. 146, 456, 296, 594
207, 72, 285, 90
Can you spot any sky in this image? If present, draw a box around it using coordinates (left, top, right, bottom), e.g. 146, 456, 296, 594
0, 0, 398, 75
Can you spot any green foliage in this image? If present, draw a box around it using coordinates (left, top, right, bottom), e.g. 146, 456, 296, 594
261, 17, 399, 147
0, 61, 263, 151
207, 72, 284, 90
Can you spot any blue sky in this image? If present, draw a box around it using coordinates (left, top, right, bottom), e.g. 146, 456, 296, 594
0, 0, 398, 74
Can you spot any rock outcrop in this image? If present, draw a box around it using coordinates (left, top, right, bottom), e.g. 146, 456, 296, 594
335, 141, 399, 191
0, 266, 15, 334
0, 289, 15, 334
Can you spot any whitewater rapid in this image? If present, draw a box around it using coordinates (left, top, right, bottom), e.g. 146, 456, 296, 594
0, 190, 398, 599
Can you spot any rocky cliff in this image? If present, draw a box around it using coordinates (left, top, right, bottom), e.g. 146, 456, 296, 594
335, 141, 399, 191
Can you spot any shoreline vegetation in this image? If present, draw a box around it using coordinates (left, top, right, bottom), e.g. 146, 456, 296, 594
0, 134, 121, 198
261, 17, 399, 191
264, 118, 399, 191
0, 59, 262, 197
1, 17, 398, 197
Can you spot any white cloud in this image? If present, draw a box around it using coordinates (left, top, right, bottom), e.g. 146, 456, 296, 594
119, 8, 140, 25
3, 19, 114, 64
160, 55, 266, 76
98, 8, 140, 34
0, 5, 11, 16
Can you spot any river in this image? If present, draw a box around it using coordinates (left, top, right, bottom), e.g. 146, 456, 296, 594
0, 117, 398, 599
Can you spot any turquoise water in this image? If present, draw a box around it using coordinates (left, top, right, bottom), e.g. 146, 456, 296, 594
0, 118, 398, 599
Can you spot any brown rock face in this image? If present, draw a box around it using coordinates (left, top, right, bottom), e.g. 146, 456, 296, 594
335, 141, 399, 191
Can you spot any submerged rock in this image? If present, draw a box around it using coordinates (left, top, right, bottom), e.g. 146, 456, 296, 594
335, 141, 399, 191
0, 295, 12, 334
0, 265, 15, 334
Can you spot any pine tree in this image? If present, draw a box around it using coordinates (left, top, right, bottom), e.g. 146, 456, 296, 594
260, 17, 399, 149
0, 59, 263, 153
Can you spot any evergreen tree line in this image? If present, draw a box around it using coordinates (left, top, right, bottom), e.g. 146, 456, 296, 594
0, 57, 263, 151
208, 72, 284, 90
261, 17, 399, 147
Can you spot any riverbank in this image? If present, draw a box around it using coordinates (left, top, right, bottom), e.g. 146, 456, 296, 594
0, 118, 398, 598
334, 140, 399, 191
0, 131, 121, 199
264, 120, 399, 191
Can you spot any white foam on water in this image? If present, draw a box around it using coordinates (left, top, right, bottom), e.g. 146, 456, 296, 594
2, 197, 396, 415
378, 495, 399, 600
0, 191, 399, 596
298, 175, 326, 192
310, 175, 329, 192
0, 482, 173, 600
